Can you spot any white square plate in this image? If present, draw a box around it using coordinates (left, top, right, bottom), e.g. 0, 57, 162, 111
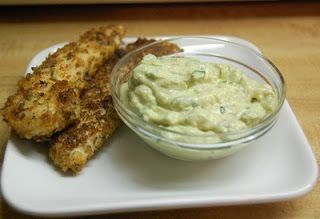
1, 36, 318, 217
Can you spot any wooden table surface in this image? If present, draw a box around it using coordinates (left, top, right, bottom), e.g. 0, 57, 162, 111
0, 1, 319, 218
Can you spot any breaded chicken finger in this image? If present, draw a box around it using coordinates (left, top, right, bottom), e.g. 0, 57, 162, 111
49, 55, 121, 173
2, 25, 125, 141
49, 39, 182, 173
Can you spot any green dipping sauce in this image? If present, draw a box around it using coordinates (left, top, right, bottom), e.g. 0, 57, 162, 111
120, 54, 277, 136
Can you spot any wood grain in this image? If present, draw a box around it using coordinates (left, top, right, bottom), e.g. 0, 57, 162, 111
0, 1, 319, 218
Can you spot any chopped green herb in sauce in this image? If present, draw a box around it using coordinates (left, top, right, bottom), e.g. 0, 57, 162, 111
220, 106, 226, 114
192, 70, 206, 74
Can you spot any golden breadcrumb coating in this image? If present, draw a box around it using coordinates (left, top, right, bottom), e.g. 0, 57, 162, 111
49, 56, 121, 173
1, 25, 126, 141
49, 38, 182, 173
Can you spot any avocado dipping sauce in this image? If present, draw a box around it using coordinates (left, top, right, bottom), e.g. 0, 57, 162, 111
120, 54, 277, 138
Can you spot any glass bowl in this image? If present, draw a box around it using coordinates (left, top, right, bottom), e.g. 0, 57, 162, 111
110, 37, 286, 161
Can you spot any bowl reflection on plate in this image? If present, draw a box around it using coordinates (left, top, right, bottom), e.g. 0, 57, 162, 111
111, 37, 286, 161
